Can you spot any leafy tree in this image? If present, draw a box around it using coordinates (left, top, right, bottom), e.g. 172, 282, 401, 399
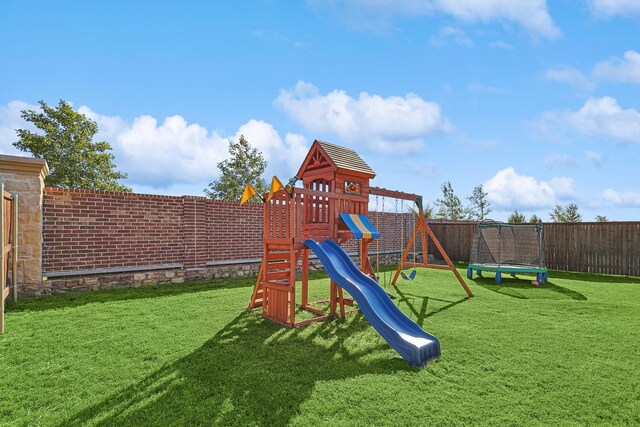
528, 214, 540, 224
508, 209, 526, 223
410, 202, 435, 219
550, 203, 582, 222
436, 181, 468, 220
467, 184, 492, 220
14, 100, 130, 191
595, 215, 608, 222
205, 135, 268, 201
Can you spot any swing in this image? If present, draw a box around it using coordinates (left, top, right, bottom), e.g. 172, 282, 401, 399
400, 201, 417, 281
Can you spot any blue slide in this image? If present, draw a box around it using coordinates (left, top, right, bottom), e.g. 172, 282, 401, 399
304, 239, 440, 366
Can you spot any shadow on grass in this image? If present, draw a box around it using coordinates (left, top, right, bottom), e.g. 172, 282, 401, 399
8, 277, 256, 313
391, 285, 471, 327
549, 270, 640, 285
474, 277, 587, 301
59, 312, 409, 426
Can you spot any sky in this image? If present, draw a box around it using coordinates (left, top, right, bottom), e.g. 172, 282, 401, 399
1, 0, 639, 221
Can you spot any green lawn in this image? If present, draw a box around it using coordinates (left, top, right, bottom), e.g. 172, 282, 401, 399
1, 266, 639, 426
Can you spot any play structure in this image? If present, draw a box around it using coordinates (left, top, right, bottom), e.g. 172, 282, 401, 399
0, 184, 18, 334
245, 140, 473, 366
467, 220, 548, 284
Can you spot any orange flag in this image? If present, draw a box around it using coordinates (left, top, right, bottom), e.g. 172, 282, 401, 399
266, 176, 284, 202
240, 183, 258, 205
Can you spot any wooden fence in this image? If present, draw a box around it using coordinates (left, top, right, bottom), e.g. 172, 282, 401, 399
1, 184, 18, 334
426, 221, 640, 277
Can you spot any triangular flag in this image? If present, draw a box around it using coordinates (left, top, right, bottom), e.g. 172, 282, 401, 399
240, 183, 258, 205
266, 176, 284, 202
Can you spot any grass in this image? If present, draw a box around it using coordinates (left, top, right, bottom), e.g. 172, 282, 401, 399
1, 265, 639, 426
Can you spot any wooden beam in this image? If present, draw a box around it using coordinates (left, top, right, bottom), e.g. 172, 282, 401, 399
369, 186, 421, 203
423, 221, 474, 297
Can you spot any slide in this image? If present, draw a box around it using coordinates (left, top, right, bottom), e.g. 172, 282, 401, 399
304, 239, 440, 367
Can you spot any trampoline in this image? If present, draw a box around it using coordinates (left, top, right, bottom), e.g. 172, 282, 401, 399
467, 220, 548, 284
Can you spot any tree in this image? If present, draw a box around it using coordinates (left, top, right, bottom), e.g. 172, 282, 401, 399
205, 135, 268, 201
508, 209, 526, 223
528, 214, 540, 224
436, 181, 468, 220
595, 215, 608, 222
410, 202, 435, 219
549, 203, 582, 222
14, 100, 130, 192
467, 184, 492, 220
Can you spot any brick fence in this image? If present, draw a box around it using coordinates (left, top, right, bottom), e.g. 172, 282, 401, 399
39, 188, 416, 294
27, 188, 640, 296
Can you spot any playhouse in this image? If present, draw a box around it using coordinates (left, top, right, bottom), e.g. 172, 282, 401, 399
246, 140, 472, 366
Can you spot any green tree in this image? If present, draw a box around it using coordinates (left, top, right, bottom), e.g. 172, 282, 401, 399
550, 203, 582, 222
436, 181, 468, 220
508, 209, 526, 223
410, 202, 435, 219
528, 214, 540, 224
595, 215, 608, 222
467, 184, 492, 220
205, 135, 268, 201
14, 100, 130, 191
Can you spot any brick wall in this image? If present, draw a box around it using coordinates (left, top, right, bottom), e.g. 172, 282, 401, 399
43, 188, 264, 274
40, 188, 422, 294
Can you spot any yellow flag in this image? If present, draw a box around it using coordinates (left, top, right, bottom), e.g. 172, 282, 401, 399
240, 183, 258, 205
266, 176, 284, 202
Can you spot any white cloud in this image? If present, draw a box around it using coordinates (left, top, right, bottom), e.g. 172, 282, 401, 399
537, 97, 640, 145
544, 153, 578, 170
0, 100, 40, 156
430, 26, 475, 47
593, 50, 640, 84
1, 100, 305, 191
602, 188, 640, 207
585, 151, 605, 168
542, 67, 595, 90
310, 0, 560, 38
588, 0, 640, 18
484, 167, 576, 209
80, 108, 231, 187
434, 0, 560, 38
275, 80, 449, 153
232, 119, 308, 173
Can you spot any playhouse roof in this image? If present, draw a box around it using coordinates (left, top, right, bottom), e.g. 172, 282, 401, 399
297, 140, 375, 178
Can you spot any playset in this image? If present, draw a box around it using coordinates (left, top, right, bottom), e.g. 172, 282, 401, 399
243, 140, 472, 366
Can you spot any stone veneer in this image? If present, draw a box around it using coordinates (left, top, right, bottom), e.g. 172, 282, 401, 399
41, 250, 426, 294
0, 155, 48, 296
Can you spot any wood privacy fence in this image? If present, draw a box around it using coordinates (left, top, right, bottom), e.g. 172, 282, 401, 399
427, 221, 640, 277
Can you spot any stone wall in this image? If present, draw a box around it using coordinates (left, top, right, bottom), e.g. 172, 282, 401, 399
0, 155, 48, 296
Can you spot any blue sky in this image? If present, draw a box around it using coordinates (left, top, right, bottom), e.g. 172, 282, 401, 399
1, 0, 639, 221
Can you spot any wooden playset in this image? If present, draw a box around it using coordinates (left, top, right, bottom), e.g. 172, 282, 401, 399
246, 140, 472, 328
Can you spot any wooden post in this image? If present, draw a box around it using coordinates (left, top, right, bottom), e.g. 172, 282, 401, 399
329, 280, 336, 316
423, 222, 474, 297
301, 248, 309, 308
1, 183, 5, 334
12, 193, 17, 303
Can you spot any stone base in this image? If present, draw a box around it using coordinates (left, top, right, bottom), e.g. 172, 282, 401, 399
24, 250, 438, 297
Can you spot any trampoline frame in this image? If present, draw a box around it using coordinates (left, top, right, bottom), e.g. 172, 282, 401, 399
468, 220, 548, 285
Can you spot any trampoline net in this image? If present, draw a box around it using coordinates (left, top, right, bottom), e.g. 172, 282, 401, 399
469, 220, 545, 268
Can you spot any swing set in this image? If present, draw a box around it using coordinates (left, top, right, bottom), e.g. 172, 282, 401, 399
370, 187, 473, 297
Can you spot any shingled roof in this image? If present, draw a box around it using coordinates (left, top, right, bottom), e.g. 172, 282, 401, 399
316, 140, 375, 176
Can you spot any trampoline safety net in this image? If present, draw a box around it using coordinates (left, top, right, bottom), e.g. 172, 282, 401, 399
469, 220, 546, 268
